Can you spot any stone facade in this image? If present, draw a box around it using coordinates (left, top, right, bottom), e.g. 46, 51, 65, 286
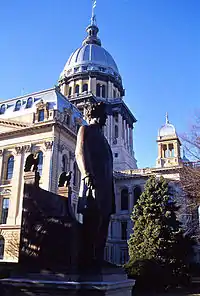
0, 88, 84, 262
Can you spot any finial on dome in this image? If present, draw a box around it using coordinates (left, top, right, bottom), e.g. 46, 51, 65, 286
166, 112, 169, 124
82, 0, 101, 46
91, 0, 97, 25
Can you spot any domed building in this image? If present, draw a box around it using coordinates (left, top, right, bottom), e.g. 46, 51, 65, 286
58, 19, 137, 171
156, 113, 182, 168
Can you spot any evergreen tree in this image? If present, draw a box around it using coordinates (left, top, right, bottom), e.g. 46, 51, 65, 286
125, 175, 192, 288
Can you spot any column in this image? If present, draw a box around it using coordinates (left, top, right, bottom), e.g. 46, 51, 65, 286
16, 145, 32, 224
126, 123, 129, 150
118, 114, 123, 142
41, 141, 53, 191
108, 81, 112, 98
79, 80, 83, 94
123, 120, 127, 148
107, 115, 112, 145
0, 150, 4, 184
73, 80, 76, 94
130, 127, 133, 156
91, 77, 97, 95
88, 76, 92, 93
174, 142, 178, 157
129, 126, 132, 154
8, 146, 24, 225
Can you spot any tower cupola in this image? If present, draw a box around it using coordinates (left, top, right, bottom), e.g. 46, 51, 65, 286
156, 113, 181, 168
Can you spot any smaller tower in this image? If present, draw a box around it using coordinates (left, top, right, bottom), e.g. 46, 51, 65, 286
156, 113, 181, 168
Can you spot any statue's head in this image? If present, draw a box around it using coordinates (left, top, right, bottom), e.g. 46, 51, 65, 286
86, 102, 107, 127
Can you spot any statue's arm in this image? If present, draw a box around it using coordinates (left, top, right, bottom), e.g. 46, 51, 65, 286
75, 125, 91, 179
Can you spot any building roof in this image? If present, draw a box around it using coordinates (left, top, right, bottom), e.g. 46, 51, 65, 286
59, 23, 121, 83
158, 113, 176, 137
0, 87, 83, 124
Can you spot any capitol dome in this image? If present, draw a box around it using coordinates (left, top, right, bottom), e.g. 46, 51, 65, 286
158, 113, 176, 137
59, 23, 121, 83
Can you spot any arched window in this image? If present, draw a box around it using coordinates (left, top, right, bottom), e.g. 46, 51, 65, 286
1, 198, 9, 224
62, 154, 68, 172
102, 85, 106, 98
96, 84, 101, 97
115, 125, 118, 138
75, 85, 80, 95
0, 104, 6, 115
37, 151, 43, 176
82, 84, 88, 92
15, 100, 21, 111
121, 188, 129, 211
0, 236, 5, 259
133, 186, 142, 206
69, 87, 72, 96
6, 156, 14, 180
26, 97, 33, 108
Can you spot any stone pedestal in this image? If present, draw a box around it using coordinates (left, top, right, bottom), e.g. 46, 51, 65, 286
0, 277, 135, 296
58, 186, 71, 199
24, 171, 39, 186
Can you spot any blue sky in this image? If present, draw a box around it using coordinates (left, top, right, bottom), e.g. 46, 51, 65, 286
0, 0, 199, 168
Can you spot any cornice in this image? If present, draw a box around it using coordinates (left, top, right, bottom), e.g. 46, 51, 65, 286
0, 118, 29, 128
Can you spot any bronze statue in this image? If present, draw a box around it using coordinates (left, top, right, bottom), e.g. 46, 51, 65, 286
58, 171, 72, 187
75, 102, 115, 271
24, 153, 39, 172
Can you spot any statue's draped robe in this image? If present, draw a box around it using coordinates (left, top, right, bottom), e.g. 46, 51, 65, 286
75, 124, 115, 219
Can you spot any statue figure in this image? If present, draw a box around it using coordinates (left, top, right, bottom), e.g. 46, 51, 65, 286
24, 153, 39, 172
75, 102, 115, 271
58, 171, 72, 187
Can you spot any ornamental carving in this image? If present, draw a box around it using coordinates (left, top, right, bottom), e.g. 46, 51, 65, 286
35, 100, 49, 122
15, 146, 24, 154
24, 145, 32, 153
44, 141, 53, 150
0, 188, 11, 195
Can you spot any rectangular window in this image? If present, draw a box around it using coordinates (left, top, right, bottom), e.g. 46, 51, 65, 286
121, 221, 127, 240
1, 198, 9, 224
38, 110, 44, 122
120, 248, 128, 265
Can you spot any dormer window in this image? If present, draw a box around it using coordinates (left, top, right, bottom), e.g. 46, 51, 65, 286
26, 97, 33, 108
15, 100, 21, 111
38, 110, 44, 122
0, 104, 6, 115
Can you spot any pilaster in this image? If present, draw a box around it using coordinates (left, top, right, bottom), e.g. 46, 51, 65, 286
108, 81, 112, 98
0, 149, 4, 184
16, 145, 32, 225
118, 114, 123, 142
7, 146, 24, 225
41, 141, 53, 191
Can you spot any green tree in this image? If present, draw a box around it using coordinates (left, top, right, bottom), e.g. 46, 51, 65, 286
125, 176, 192, 289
